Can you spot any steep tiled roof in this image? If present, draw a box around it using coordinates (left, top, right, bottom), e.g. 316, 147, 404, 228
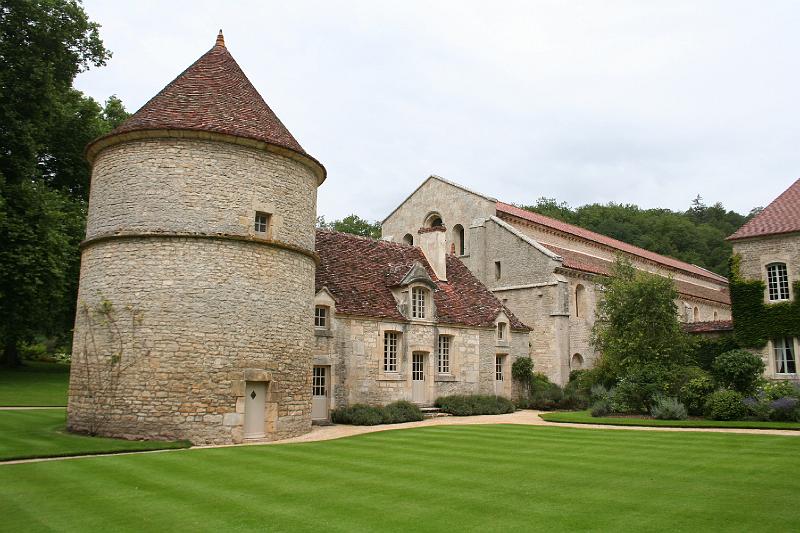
496, 201, 728, 283
545, 245, 731, 305
315, 230, 528, 330
683, 320, 734, 334
96, 31, 306, 155
727, 178, 800, 240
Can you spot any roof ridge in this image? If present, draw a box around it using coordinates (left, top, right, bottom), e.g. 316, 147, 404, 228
496, 201, 728, 283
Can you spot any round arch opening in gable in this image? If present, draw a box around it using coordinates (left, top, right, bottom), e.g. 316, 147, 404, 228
575, 284, 586, 318
571, 353, 584, 370
403, 233, 414, 246
424, 212, 444, 228
452, 224, 465, 256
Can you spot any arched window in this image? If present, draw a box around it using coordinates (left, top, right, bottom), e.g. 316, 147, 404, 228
575, 284, 586, 318
403, 233, 414, 246
713, 311, 718, 321
424, 212, 443, 228
453, 224, 465, 256
571, 353, 584, 370
693, 307, 700, 322
766, 263, 790, 301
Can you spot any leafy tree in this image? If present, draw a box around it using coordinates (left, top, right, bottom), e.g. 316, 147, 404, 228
592, 256, 690, 376
317, 214, 381, 239
0, 0, 115, 366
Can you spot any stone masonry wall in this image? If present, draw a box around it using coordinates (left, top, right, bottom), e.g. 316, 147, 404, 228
732, 233, 800, 380
69, 238, 316, 444
313, 316, 526, 407
69, 137, 320, 444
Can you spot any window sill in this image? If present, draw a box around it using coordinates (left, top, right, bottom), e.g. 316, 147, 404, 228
314, 329, 333, 338
435, 374, 457, 382
378, 374, 404, 381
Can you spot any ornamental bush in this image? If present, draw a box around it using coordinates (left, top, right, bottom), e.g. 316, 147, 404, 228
679, 374, 715, 416
434, 394, 515, 416
705, 389, 747, 421
650, 396, 688, 420
769, 397, 800, 422
382, 401, 424, 424
762, 380, 800, 401
590, 400, 611, 417
712, 349, 765, 394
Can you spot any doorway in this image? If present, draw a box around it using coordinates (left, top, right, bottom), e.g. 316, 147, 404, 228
312, 365, 330, 420
244, 381, 267, 439
494, 355, 506, 396
412, 352, 426, 404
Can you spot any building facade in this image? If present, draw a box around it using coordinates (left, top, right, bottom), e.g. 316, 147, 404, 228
382, 176, 732, 385
311, 230, 529, 420
728, 179, 800, 381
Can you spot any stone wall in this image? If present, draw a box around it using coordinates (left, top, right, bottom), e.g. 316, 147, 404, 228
313, 316, 527, 407
732, 233, 800, 380
69, 137, 320, 444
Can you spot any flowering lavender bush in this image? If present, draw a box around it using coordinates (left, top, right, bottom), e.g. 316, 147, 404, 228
769, 397, 800, 422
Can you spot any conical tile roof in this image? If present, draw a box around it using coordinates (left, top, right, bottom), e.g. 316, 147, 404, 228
728, 178, 800, 240
101, 31, 306, 155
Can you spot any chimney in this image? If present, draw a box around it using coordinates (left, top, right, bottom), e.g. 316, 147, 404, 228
417, 226, 447, 281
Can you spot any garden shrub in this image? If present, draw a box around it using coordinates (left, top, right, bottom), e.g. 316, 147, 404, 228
613, 364, 674, 413
712, 349, 765, 394
769, 397, 800, 422
528, 374, 564, 410
743, 396, 772, 421
434, 394, 515, 416
762, 380, 800, 401
679, 374, 715, 416
561, 379, 589, 410
650, 396, 688, 420
331, 404, 385, 425
382, 401, 424, 424
688, 336, 740, 372
590, 400, 611, 417
705, 389, 747, 421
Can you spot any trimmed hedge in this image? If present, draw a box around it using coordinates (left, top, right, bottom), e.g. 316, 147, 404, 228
330, 401, 424, 426
435, 395, 516, 416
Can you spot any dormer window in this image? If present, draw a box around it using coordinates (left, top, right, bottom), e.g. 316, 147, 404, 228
314, 306, 328, 329
767, 263, 790, 301
255, 211, 270, 234
497, 322, 507, 341
411, 287, 427, 319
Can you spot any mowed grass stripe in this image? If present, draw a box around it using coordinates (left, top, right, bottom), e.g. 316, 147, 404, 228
2, 425, 800, 532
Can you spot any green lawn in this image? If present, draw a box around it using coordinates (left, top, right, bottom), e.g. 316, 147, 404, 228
0, 409, 190, 461
540, 410, 800, 430
2, 424, 799, 531
0, 362, 70, 406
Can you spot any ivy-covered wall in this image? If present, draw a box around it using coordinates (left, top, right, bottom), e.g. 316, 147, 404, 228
730, 254, 800, 348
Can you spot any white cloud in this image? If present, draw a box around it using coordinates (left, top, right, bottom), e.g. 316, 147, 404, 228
75, 0, 800, 220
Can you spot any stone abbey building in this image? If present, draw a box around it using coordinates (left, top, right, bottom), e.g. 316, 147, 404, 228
69, 33, 733, 445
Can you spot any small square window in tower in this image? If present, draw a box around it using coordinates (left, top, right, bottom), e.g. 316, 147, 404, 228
254, 212, 270, 234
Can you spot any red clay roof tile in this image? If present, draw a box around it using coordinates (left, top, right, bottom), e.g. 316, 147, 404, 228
727, 178, 800, 240
683, 320, 734, 334
496, 201, 728, 283
315, 230, 529, 330
96, 33, 306, 155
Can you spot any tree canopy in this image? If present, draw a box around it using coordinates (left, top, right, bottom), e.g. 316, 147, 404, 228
317, 214, 382, 239
520, 195, 752, 277
0, 1, 127, 366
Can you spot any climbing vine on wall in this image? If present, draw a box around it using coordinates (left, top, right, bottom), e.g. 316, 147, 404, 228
729, 254, 800, 348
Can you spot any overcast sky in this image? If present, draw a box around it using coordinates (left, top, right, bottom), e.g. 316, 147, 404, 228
75, 1, 800, 222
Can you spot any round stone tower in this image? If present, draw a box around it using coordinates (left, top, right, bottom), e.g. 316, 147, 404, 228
67, 32, 326, 444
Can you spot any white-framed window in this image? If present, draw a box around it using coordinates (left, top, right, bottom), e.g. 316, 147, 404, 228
767, 263, 790, 301
775, 337, 797, 375
254, 211, 270, 234
437, 335, 451, 374
384, 331, 399, 372
495, 355, 504, 381
314, 306, 328, 329
312, 366, 326, 396
497, 322, 507, 341
411, 287, 426, 319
